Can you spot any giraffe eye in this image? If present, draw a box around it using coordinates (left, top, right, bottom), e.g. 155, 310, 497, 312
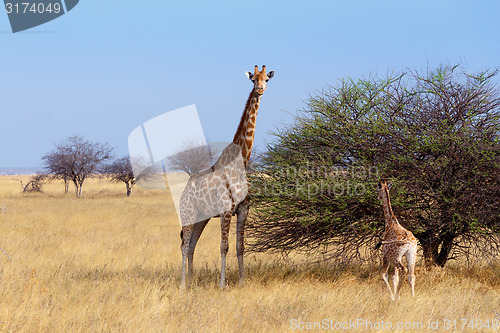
265, 79, 269, 82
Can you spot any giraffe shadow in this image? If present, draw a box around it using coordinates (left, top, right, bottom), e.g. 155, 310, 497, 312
69, 264, 177, 284
69, 262, 224, 290
68, 259, 388, 290
182, 258, 383, 288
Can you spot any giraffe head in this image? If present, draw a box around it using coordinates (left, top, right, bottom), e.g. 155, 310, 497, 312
376, 179, 393, 201
246, 65, 274, 95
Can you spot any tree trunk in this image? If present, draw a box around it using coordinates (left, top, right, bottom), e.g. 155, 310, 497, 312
435, 232, 455, 267
64, 179, 69, 194
73, 180, 83, 197
418, 233, 456, 268
126, 182, 132, 197
420, 239, 439, 268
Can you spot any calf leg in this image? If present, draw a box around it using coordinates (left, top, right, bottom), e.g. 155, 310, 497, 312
381, 255, 394, 301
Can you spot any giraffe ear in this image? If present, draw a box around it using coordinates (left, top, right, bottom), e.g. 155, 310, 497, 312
246, 72, 254, 80
376, 183, 382, 190
267, 71, 275, 79
387, 182, 393, 190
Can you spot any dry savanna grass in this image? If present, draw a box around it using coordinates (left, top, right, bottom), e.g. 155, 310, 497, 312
0, 175, 499, 332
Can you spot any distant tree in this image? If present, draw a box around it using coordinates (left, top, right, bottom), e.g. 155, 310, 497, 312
102, 156, 136, 196
167, 141, 214, 176
247, 65, 500, 267
103, 156, 158, 196
42, 152, 72, 193
42, 136, 113, 197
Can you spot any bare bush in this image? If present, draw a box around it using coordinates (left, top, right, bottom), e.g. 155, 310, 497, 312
42, 136, 113, 197
166, 141, 214, 176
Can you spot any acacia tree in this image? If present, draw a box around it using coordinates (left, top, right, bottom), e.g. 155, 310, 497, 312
42, 149, 72, 193
103, 156, 136, 196
247, 66, 500, 267
167, 141, 214, 176
42, 136, 113, 197
103, 156, 158, 196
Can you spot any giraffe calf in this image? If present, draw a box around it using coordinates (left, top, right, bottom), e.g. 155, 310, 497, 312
377, 180, 418, 301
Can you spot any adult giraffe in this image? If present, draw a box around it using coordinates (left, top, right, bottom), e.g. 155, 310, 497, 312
179, 65, 274, 288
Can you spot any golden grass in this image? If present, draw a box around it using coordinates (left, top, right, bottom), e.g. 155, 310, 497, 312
0, 175, 499, 332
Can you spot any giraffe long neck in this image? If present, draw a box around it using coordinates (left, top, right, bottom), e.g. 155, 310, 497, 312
233, 88, 261, 166
381, 187, 397, 227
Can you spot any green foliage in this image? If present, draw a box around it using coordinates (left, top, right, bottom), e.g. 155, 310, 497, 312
247, 66, 500, 267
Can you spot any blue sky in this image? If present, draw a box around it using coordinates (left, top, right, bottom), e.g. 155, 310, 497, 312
1, 0, 499, 168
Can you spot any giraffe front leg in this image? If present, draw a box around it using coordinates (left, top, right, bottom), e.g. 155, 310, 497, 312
219, 212, 231, 289
393, 261, 406, 301
236, 200, 249, 285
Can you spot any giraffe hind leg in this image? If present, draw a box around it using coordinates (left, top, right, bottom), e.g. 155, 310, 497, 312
180, 199, 196, 289
180, 224, 193, 289
406, 244, 417, 297
187, 218, 210, 278
381, 255, 395, 301
393, 258, 407, 301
